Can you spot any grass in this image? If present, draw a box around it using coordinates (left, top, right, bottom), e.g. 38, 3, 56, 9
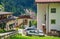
10, 34, 60, 39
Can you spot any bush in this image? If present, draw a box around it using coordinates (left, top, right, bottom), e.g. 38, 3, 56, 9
0, 29, 6, 33
31, 20, 37, 27
0, 29, 16, 33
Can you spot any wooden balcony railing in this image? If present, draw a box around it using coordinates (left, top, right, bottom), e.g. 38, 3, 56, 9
0, 18, 16, 23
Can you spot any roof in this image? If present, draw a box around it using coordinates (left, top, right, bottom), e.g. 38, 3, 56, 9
35, 0, 60, 3
19, 15, 32, 19
0, 12, 13, 15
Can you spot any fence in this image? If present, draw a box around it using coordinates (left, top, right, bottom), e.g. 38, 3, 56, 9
0, 31, 17, 39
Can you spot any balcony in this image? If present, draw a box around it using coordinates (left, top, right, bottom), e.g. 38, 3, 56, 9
0, 18, 16, 23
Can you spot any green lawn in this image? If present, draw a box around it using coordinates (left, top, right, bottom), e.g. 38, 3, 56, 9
10, 34, 60, 39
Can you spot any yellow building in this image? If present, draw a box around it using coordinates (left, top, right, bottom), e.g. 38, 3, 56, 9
16, 15, 32, 29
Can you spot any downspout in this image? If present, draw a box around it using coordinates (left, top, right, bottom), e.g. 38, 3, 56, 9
48, 3, 49, 33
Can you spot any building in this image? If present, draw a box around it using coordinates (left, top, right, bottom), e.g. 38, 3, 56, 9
0, 12, 14, 30
35, 0, 60, 33
0, 5, 16, 31
17, 15, 32, 28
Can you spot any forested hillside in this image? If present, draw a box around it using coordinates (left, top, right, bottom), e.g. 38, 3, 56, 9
0, 0, 37, 16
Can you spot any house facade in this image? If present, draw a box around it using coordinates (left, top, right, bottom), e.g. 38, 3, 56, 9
0, 12, 14, 30
35, 0, 60, 33
17, 15, 32, 29
0, 5, 17, 31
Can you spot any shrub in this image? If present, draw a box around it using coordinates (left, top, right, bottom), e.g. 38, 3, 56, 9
0, 29, 6, 33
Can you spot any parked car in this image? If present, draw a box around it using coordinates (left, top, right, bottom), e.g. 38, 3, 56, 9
23, 27, 36, 36
34, 30, 45, 36
23, 27, 45, 36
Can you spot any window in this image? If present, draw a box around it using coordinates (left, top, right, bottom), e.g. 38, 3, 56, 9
51, 19, 56, 24
51, 8, 56, 13
23, 19, 28, 25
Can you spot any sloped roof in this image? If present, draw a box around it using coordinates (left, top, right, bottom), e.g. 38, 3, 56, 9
0, 12, 13, 15
19, 15, 32, 19
35, 0, 60, 3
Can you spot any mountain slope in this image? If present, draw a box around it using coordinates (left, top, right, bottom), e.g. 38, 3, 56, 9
0, 0, 37, 16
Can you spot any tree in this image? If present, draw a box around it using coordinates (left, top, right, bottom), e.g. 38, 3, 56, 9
31, 20, 37, 27
0, 0, 37, 16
